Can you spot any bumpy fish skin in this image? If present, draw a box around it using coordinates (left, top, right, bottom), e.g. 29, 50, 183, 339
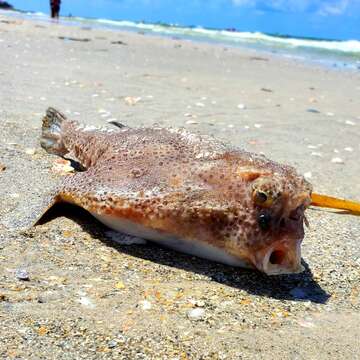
40, 108, 312, 275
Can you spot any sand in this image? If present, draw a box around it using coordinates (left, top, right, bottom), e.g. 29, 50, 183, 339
0, 13, 359, 359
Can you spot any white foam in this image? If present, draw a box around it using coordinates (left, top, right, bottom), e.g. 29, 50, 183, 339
93, 19, 360, 54
5, 9, 360, 58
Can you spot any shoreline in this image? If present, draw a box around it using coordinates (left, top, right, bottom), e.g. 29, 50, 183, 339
2, 8, 360, 72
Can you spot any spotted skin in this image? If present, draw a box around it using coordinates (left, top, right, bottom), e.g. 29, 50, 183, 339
40, 108, 312, 275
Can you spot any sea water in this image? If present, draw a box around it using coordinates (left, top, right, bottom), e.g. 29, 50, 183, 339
2, 9, 360, 71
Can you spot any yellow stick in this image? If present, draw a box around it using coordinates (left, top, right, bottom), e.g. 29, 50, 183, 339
311, 193, 360, 216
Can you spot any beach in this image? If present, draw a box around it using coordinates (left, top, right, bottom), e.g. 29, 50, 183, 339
0, 13, 360, 359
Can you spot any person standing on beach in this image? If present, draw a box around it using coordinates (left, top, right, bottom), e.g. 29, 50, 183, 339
50, 0, 61, 19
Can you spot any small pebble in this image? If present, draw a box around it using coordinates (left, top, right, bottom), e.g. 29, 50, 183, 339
79, 296, 96, 308
331, 157, 344, 164
124, 96, 141, 105
186, 120, 198, 125
187, 308, 205, 320
139, 300, 152, 310
52, 159, 75, 175
298, 319, 316, 328
345, 120, 355, 126
307, 109, 320, 114
16, 269, 30, 281
304, 171, 312, 179
254, 123, 262, 128
311, 152, 323, 157
108, 340, 117, 349
115, 281, 125, 289
195, 102, 205, 107
37, 326, 49, 336
25, 148, 36, 155
344, 147, 353, 152
189, 299, 205, 307
237, 104, 246, 110
326, 112, 335, 117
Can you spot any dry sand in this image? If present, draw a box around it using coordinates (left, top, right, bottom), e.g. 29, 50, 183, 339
0, 14, 360, 359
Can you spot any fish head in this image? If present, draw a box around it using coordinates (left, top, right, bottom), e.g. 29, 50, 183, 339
227, 165, 312, 275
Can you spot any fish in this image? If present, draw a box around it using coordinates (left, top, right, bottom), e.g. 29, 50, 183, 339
34, 108, 360, 276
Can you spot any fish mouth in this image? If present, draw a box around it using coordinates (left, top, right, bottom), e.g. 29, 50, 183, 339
254, 239, 304, 275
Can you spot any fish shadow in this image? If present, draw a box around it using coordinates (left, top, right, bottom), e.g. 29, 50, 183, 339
40, 203, 330, 304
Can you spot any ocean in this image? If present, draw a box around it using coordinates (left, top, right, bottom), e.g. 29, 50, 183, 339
2, 9, 360, 71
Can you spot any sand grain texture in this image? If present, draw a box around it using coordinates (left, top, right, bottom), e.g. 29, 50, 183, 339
0, 14, 359, 359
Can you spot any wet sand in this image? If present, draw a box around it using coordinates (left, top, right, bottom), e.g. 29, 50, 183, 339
0, 14, 360, 359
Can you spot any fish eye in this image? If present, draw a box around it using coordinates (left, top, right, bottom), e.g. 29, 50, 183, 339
258, 213, 271, 231
253, 190, 273, 207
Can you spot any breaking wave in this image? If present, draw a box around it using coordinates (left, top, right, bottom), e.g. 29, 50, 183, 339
2, 9, 360, 67
95, 19, 360, 55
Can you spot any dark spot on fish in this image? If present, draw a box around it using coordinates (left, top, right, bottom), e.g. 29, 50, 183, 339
258, 213, 271, 231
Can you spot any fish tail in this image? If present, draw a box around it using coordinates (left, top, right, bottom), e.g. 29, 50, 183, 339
40, 107, 68, 156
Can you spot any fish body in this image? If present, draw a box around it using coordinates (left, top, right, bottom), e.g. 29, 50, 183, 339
39, 108, 313, 275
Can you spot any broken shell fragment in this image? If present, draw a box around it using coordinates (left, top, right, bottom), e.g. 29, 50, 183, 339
124, 96, 141, 106
51, 159, 75, 175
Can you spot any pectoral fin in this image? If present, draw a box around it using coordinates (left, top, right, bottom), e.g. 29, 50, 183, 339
1, 192, 60, 231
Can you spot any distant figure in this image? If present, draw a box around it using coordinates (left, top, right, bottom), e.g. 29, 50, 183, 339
50, 0, 61, 19
0, 1, 14, 10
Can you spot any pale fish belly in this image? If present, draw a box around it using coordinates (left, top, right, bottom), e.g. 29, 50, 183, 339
90, 212, 251, 268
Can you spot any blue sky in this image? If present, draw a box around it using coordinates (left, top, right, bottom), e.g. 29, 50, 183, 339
9, 0, 360, 40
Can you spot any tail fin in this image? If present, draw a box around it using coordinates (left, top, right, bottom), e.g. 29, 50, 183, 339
40, 107, 68, 156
